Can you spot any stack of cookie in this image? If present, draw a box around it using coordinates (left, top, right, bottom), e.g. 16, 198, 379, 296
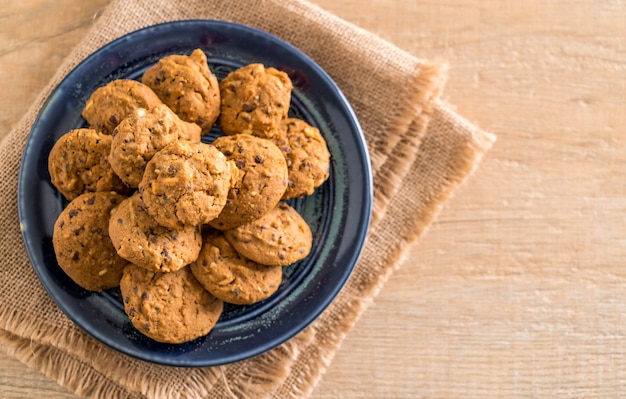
48, 49, 331, 344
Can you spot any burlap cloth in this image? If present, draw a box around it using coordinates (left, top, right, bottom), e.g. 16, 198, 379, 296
0, 0, 495, 397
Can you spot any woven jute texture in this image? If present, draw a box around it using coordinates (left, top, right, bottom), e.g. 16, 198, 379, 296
0, 0, 495, 398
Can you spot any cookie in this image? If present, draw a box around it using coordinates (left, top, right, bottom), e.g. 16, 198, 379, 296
218, 63, 292, 138
82, 79, 162, 135
224, 202, 312, 266
108, 192, 202, 273
271, 118, 331, 198
120, 264, 223, 344
48, 128, 127, 200
52, 192, 128, 291
142, 49, 220, 134
190, 230, 282, 305
208, 134, 288, 230
139, 140, 236, 229
109, 104, 201, 188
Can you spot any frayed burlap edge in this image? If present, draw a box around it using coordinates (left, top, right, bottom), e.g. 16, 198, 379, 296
370, 61, 447, 226
0, 329, 143, 399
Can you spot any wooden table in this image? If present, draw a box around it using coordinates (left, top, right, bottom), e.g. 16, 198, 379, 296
2, 0, 625, 397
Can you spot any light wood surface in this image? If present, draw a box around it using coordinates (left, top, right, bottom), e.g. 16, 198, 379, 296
2, 0, 626, 397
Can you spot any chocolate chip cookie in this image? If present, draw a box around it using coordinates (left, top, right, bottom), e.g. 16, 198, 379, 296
224, 202, 312, 266
190, 230, 282, 305
108, 192, 202, 273
48, 128, 127, 201
271, 118, 331, 198
218, 63, 292, 138
120, 264, 223, 344
139, 140, 237, 229
208, 134, 288, 230
109, 104, 201, 188
82, 79, 162, 135
142, 49, 220, 134
52, 192, 128, 291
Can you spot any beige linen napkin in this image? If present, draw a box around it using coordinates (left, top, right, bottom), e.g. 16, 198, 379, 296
0, 0, 495, 398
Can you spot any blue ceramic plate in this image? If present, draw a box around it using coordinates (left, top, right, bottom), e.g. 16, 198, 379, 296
18, 20, 372, 367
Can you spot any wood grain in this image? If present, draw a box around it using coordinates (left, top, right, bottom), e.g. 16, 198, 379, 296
2, 0, 625, 398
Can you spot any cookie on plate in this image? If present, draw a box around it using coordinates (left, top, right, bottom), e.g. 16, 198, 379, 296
120, 264, 223, 344
52, 192, 128, 291
190, 230, 282, 305
142, 49, 220, 135
271, 118, 331, 198
218, 63, 292, 138
48, 128, 127, 200
224, 202, 312, 267
109, 104, 201, 187
108, 192, 202, 273
82, 79, 162, 135
208, 134, 288, 230
139, 140, 237, 229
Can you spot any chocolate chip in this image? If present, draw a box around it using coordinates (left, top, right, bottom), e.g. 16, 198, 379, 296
162, 249, 171, 261
109, 114, 119, 125
59, 220, 65, 228
242, 103, 256, 112
168, 165, 179, 174
232, 288, 240, 296
254, 155, 264, 164
72, 227, 83, 236
223, 150, 233, 157
144, 322, 151, 331
235, 160, 246, 169
141, 292, 150, 301
117, 218, 124, 225
71, 252, 80, 261
68, 209, 79, 218
202, 259, 208, 266
154, 70, 166, 85
86, 196, 95, 205
112, 128, 118, 137
128, 307, 136, 317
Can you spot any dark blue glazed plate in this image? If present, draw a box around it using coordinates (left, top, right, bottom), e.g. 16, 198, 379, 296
18, 20, 372, 367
